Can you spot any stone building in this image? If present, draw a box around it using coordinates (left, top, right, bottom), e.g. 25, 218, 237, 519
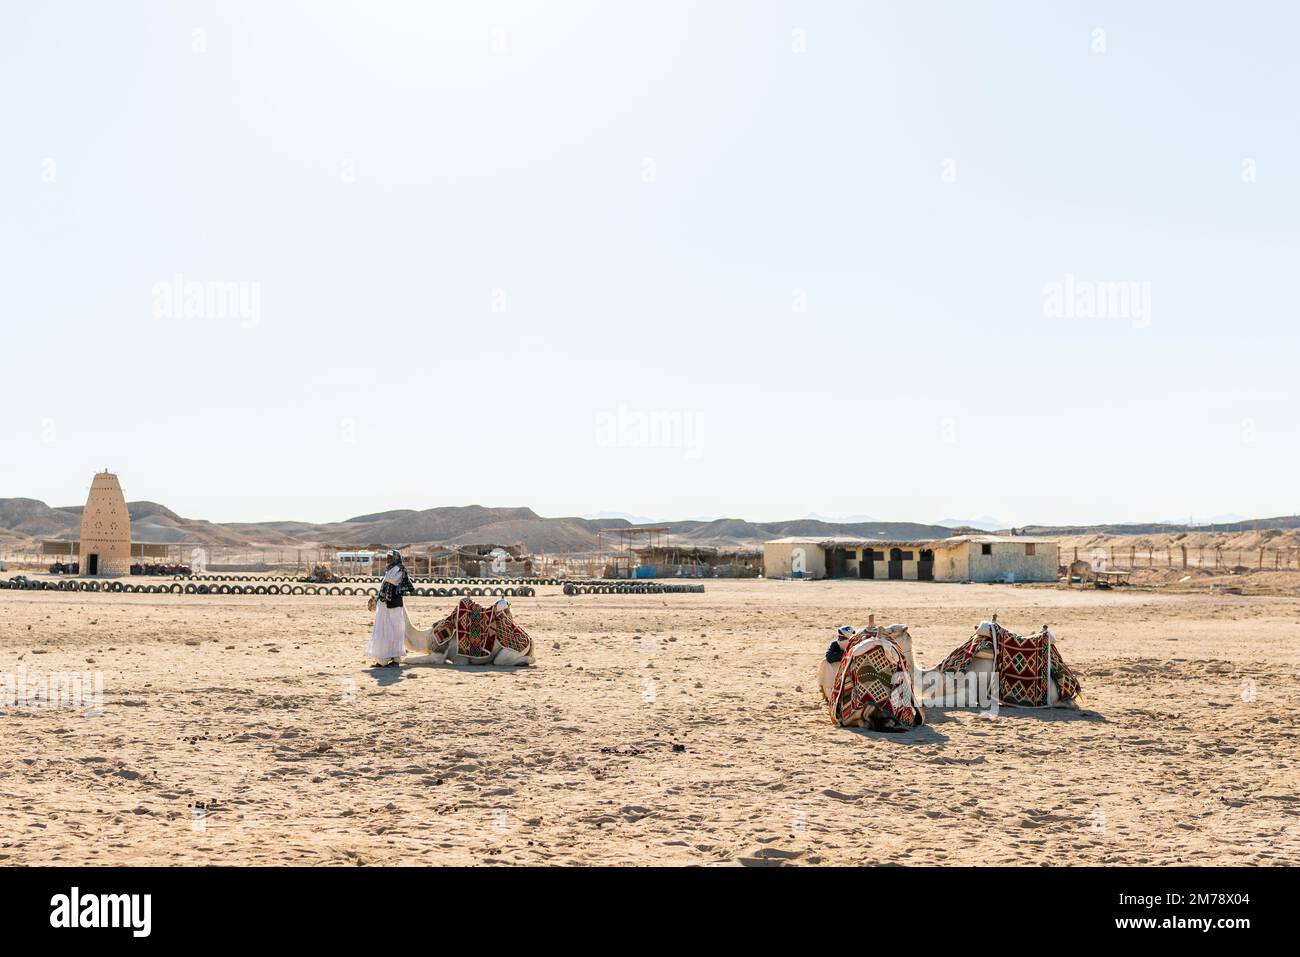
78, 471, 132, 576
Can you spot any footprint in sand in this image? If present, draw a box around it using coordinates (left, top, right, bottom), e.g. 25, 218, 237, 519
821, 789, 861, 802
737, 846, 803, 867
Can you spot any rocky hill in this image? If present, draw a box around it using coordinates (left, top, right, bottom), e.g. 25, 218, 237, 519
7, 495, 1297, 555
0, 497, 954, 553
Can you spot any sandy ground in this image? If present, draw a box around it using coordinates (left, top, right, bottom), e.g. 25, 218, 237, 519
1, 578, 1297, 866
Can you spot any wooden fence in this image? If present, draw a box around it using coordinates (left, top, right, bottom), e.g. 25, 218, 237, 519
1066, 545, 1300, 572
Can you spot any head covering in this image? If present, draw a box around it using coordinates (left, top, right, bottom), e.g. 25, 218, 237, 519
836, 624, 855, 638
387, 549, 403, 566
493, 598, 510, 612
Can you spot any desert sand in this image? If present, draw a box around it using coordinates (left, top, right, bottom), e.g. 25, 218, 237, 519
1, 578, 1297, 865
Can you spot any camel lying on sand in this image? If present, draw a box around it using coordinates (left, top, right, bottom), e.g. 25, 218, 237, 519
815, 623, 916, 706
403, 597, 536, 666
922, 617, 1085, 710
816, 623, 924, 731
817, 617, 1084, 725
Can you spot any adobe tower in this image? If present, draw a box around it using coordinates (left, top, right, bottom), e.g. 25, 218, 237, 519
79, 471, 132, 577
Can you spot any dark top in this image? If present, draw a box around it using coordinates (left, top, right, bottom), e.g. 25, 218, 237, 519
378, 566, 414, 608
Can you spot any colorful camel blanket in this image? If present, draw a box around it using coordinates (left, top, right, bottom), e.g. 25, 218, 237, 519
430, 598, 534, 662
828, 632, 924, 728
937, 621, 1081, 706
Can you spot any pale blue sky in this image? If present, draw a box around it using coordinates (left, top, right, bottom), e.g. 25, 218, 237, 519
2, 1, 1296, 526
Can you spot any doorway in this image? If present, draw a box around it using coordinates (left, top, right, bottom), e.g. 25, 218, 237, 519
859, 548, 879, 579
87, 554, 99, 576
888, 547, 903, 580
917, 549, 934, 581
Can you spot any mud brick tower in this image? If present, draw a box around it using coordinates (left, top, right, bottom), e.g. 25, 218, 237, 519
79, 471, 132, 577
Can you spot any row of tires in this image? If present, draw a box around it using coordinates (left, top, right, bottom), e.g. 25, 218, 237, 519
173, 574, 567, 586
562, 582, 706, 595
1, 579, 534, 598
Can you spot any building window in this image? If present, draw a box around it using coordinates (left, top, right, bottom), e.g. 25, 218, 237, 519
981, 543, 992, 556
1025, 543, 1036, 556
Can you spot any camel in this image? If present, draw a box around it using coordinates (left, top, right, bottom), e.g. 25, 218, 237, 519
815, 622, 916, 704
816, 621, 924, 731
816, 616, 1084, 726
915, 616, 1084, 710
403, 597, 536, 666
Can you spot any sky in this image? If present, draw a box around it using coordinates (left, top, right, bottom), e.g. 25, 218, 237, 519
1, 1, 1296, 527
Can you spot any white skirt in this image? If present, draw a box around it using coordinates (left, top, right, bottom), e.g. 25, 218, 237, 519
367, 604, 410, 660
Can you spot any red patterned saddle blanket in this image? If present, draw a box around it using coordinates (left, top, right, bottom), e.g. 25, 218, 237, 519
827, 631, 924, 728
936, 621, 1081, 706
430, 598, 534, 662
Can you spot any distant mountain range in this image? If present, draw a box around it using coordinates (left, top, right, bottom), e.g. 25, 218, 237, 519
0, 497, 951, 553
4, 496, 1296, 553
932, 516, 1011, 532
1157, 513, 1248, 527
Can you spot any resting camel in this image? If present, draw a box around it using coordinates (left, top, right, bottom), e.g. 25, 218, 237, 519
815, 623, 916, 705
403, 597, 536, 666
816, 623, 923, 731
817, 617, 1083, 719
918, 618, 1084, 710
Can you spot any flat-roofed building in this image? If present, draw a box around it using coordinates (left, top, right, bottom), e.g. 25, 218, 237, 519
763, 534, 1058, 582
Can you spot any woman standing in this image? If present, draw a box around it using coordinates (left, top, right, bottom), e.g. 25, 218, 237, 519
366, 549, 414, 667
